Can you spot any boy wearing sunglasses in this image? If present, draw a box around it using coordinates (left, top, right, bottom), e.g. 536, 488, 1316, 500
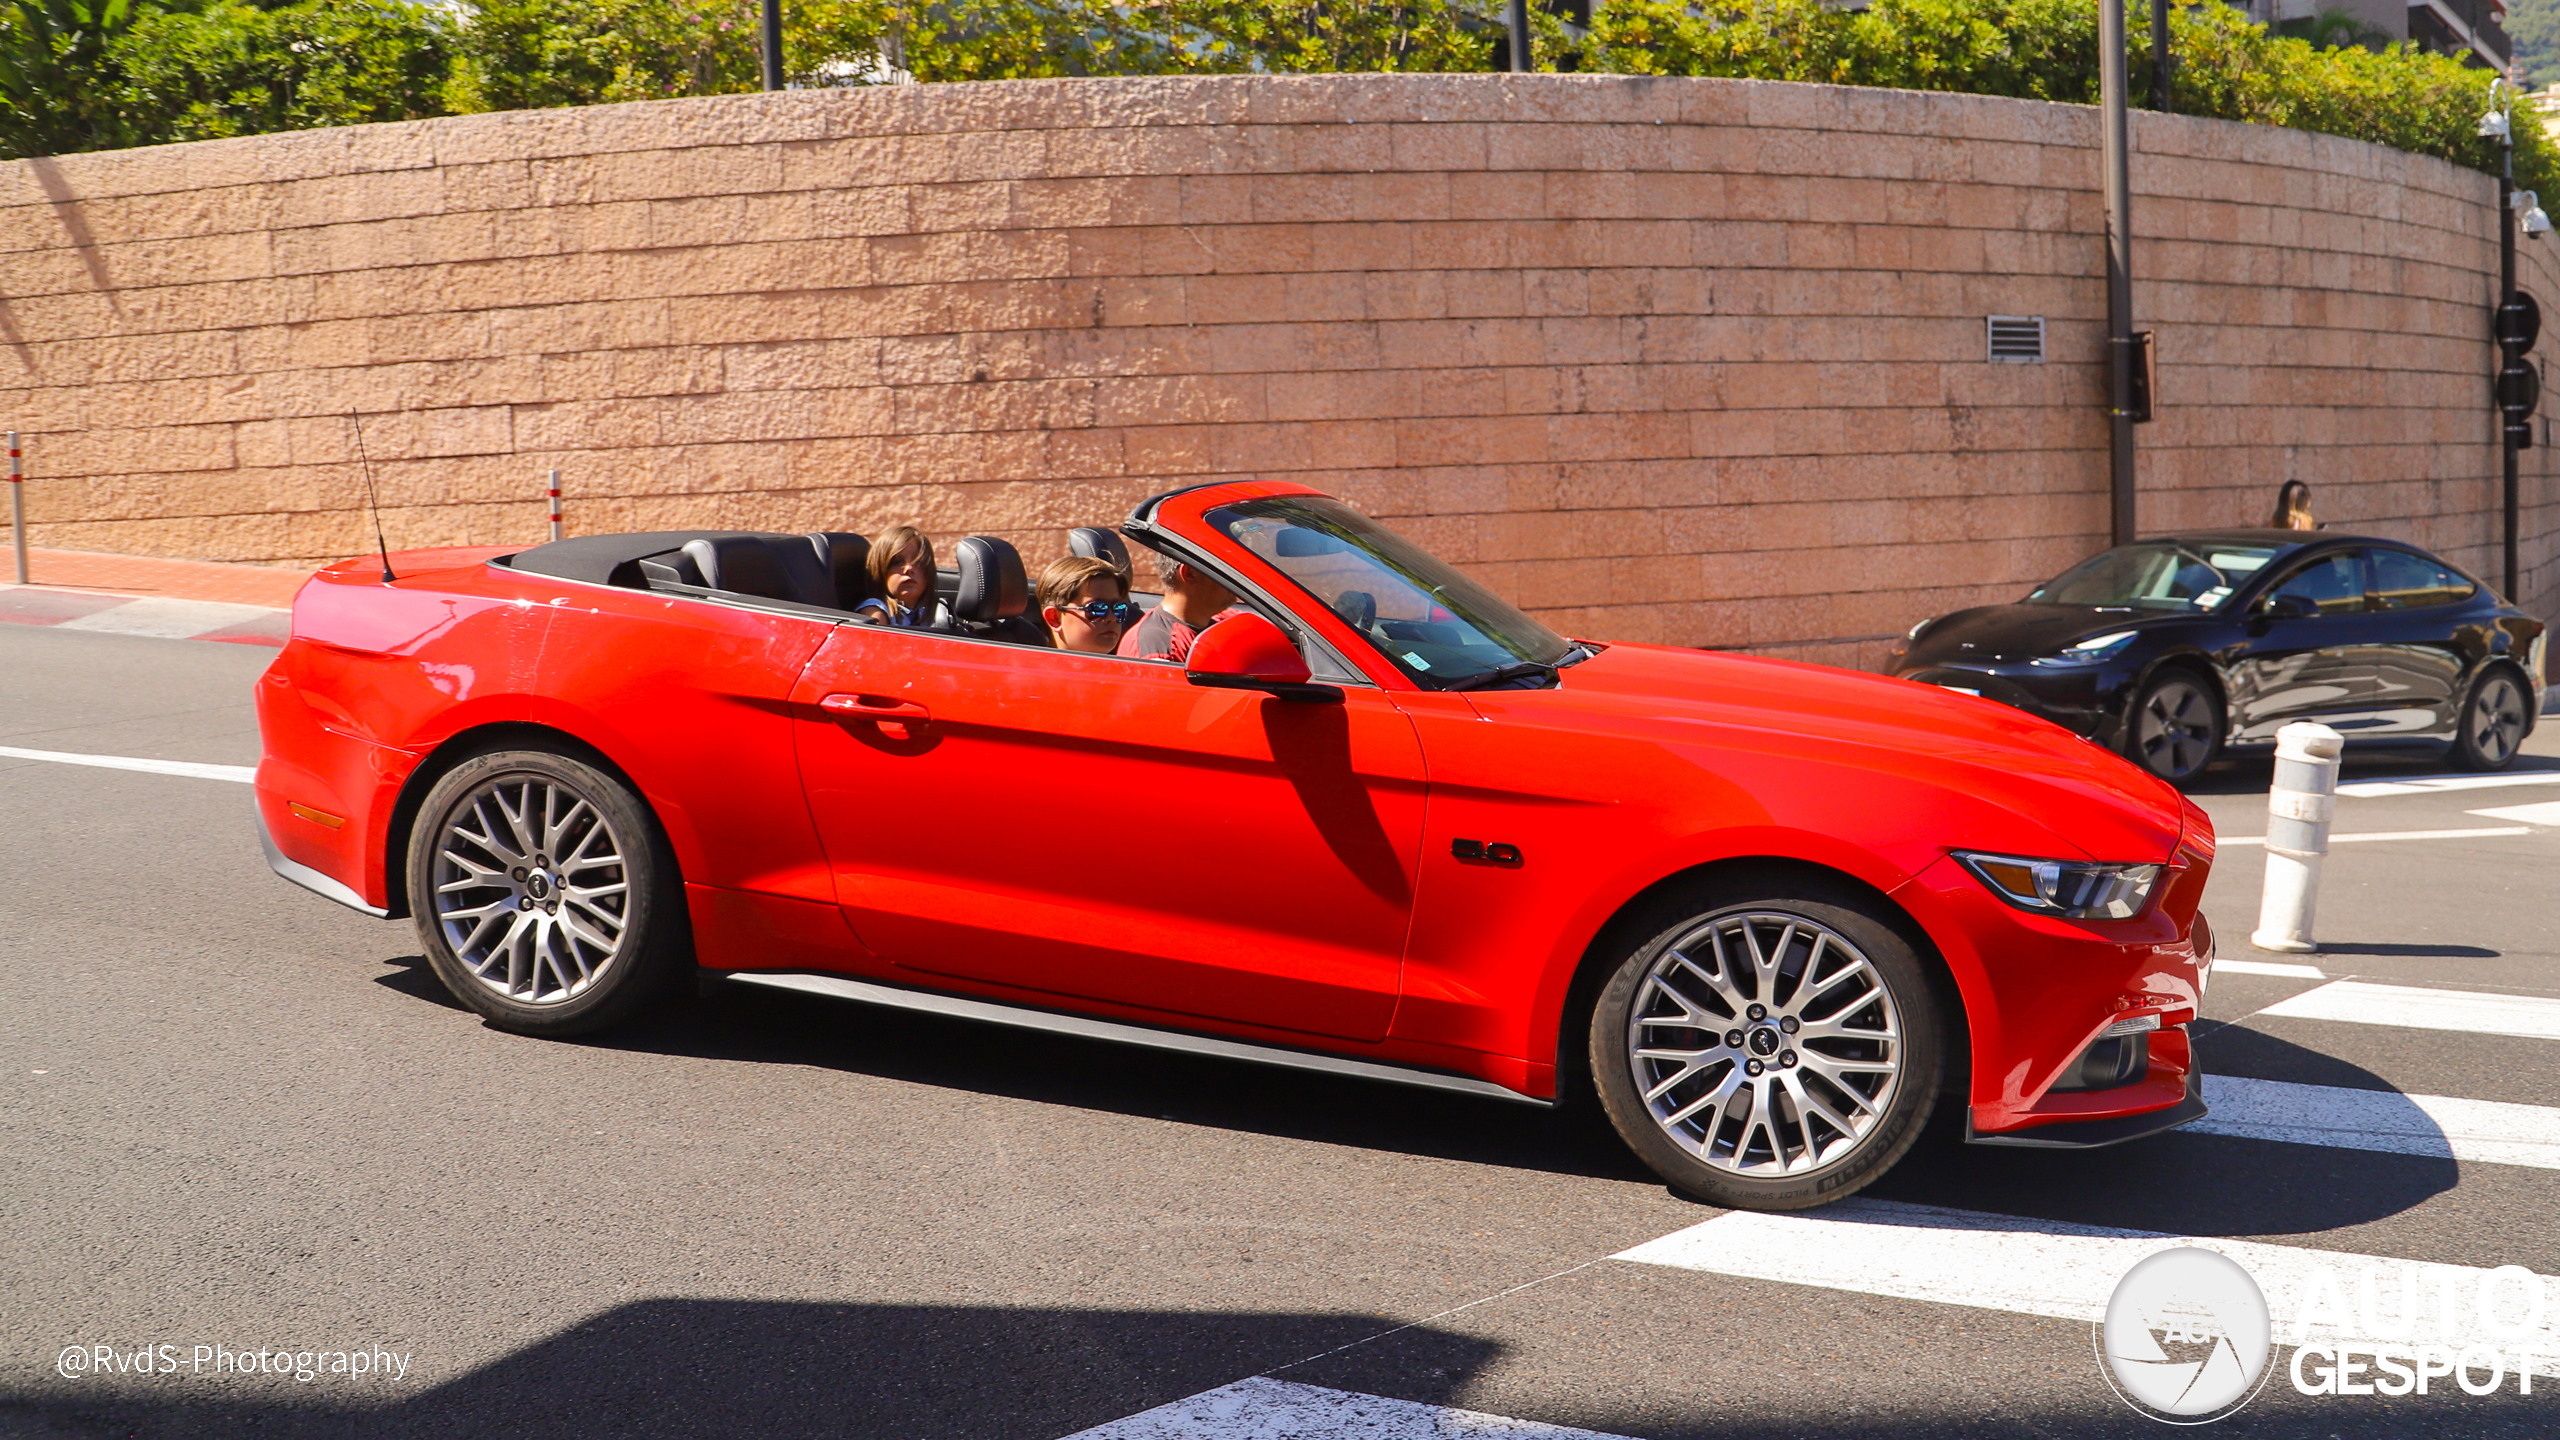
1035, 555, 1138, 655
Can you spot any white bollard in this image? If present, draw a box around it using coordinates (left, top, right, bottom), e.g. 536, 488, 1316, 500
545, 469, 563, 542
2250, 721, 2344, 953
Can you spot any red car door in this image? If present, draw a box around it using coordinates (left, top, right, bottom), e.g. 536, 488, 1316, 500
788, 625, 1425, 1041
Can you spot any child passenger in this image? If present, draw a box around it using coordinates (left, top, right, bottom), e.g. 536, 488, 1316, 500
1035, 555, 1137, 654
856, 525, 942, 628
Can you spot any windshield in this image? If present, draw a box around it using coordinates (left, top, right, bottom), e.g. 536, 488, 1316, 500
2027, 542, 2284, 613
1205, 496, 1577, 689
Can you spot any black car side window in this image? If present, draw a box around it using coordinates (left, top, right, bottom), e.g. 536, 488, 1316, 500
2264, 551, 2368, 617
2369, 549, 2476, 610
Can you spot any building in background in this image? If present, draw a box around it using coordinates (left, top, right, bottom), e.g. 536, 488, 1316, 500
2238, 0, 2512, 69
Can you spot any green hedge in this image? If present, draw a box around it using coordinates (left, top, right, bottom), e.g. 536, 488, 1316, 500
3, 0, 2547, 203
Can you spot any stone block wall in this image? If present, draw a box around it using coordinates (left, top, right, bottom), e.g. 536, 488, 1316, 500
2, 73, 2551, 665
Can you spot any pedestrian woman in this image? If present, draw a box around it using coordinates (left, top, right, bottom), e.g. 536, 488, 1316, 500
2267, 481, 2316, 531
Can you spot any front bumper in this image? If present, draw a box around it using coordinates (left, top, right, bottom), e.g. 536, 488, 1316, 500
1966, 1064, 2206, 1148
1894, 850, 2210, 1142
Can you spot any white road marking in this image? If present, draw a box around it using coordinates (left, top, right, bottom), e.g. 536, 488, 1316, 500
1061, 1377, 1635, 1440
2215, 959, 2327, 978
2194, 1075, 2560, 1170
1615, 1199, 2560, 1373
2337, 772, 2560, 798
51, 596, 278, 639
2217, 827, 2531, 845
2466, 799, 2560, 825
0, 744, 256, 784
2257, 980, 2560, 1041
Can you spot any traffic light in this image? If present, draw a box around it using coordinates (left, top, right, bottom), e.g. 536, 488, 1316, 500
2497, 290, 2540, 450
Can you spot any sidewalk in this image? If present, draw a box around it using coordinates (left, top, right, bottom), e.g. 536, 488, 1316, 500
0, 547, 307, 646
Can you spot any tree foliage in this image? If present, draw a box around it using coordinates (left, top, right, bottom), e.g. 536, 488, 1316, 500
1, 0, 2549, 207
1587, 0, 2556, 201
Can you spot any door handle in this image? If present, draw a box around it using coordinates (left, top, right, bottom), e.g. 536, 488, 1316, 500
821, 693, 931, 724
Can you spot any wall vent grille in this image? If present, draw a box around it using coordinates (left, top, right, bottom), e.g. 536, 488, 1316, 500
1987, 316, 2046, 363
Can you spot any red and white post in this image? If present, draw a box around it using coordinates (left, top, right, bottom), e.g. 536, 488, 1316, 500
546, 469, 563, 542
8, 432, 25, 585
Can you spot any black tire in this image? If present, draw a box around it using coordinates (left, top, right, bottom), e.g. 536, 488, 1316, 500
406, 748, 690, 1036
2124, 669, 2222, 784
2453, 666, 2532, 772
1589, 872, 1946, 1211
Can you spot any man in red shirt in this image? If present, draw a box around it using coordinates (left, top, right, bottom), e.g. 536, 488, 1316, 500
1119, 549, 1238, 662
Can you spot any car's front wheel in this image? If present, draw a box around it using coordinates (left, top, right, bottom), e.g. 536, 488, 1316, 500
1589, 874, 1946, 1211
2453, 666, 2531, 771
407, 747, 690, 1036
2125, 669, 2222, 784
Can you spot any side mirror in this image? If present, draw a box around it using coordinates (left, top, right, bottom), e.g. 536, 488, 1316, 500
1185, 613, 1342, 703
2259, 593, 2318, 620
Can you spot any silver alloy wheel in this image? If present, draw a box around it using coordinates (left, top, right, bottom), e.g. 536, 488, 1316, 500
431, 775, 632, 1005
1626, 911, 1904, 1178
2468, 672, 2528, 765
2135, 676, 2216, 778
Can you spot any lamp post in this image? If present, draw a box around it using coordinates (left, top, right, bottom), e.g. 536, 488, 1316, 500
1507, 0, 1530, 71
761, 0, 784, 91
2101, 1, 2137, 546
2149, 0, 2172, 113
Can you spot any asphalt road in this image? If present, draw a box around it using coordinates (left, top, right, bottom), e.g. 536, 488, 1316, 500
3, 622, 2554, 1438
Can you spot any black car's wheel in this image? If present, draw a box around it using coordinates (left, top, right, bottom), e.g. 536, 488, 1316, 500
1589, 873, 1945, 1211
2126, 670, 2222, 784
407, 748, 690, 1036
2453, 667, 2531, 772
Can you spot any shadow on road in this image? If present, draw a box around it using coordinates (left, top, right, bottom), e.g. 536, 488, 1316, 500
364, 962, 1658, 1189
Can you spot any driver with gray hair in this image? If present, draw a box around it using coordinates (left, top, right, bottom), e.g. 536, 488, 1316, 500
1118, 545, 1238, 663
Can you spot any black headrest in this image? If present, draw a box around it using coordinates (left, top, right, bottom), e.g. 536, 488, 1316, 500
950, 536, 1028, 623
1067, 526, 1132, 579
805, 532, 872, 609
682, 536, 831, 606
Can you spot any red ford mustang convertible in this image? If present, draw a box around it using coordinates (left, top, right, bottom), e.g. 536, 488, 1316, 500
256, 480, 2215, 1209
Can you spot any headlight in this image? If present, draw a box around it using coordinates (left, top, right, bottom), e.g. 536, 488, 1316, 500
2035, 629, 2136, 666
1954, 851, 2163, 920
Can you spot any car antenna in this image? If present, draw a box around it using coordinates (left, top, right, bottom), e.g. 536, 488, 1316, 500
350, 410, 395, 583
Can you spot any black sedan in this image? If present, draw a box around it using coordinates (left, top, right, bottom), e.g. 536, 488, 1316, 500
1887, 530, 2547, 784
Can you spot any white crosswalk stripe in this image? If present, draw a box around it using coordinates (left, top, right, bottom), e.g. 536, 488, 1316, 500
1614, 1200, 2560, 1376
2215, 958, 2326, 978
50, 596, 280, 639
0, 744, 257, 784
1061, 1378, 1635, 1440
2193, 1075, 2560, 1170
2256, 980, 2560, 1041
2336, 773, 2560, 797
2467, 799, 2560, 826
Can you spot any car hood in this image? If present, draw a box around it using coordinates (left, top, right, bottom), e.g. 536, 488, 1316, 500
1902, 604, 2178, 665
1534, 642, 2189, 862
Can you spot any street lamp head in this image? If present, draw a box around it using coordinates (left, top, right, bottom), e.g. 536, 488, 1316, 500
2484, 77, 2515, 142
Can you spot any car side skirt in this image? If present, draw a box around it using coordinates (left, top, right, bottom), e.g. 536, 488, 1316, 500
256, 811, 390, 919
725, 970, 1551, 1108
1963, 1067, 2206, 1149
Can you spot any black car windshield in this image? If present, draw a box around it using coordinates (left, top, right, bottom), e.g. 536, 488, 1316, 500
2028, 541, 2286, 613
1205, 496, 1578, 689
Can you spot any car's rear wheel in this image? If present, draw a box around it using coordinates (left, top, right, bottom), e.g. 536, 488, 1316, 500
2453, 666, 2531, 771
1589, 874, 1945, 1211
2126, 670, 2221, 784
407, 748, 689, 1036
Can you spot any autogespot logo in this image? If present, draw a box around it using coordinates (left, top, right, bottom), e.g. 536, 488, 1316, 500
2096, 1248, 2276, 1424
